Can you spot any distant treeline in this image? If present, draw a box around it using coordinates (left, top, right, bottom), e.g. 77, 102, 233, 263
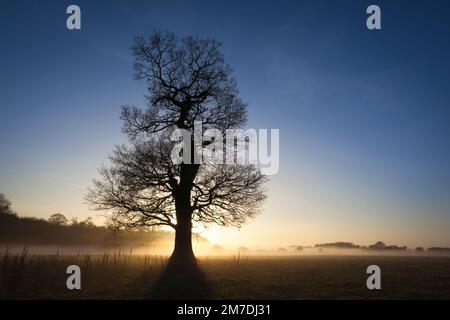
315, 242, 361, 249
427, 247, 450, 253
0, 211, 169, 247
0, 193, 169, 247
314, 241, 407, 251
313, 241, 450, 253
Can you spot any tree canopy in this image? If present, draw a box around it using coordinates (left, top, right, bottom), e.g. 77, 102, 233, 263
86, 31, 267, 250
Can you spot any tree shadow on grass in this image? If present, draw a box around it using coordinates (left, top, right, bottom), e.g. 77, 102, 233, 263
149, 256, 214, 299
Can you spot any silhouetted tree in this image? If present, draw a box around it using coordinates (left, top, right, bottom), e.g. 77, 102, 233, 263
78, 217, 95, 228
87, 31, 267, 269
0, 193, 14, 215
48, 213, 68, 226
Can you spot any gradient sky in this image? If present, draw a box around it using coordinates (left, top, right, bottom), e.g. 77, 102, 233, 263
1, 0, 450, 249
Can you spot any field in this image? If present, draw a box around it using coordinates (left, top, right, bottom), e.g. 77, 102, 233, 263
1, 249, 450, 299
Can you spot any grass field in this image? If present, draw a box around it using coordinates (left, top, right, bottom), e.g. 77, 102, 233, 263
1, 249, 450, 299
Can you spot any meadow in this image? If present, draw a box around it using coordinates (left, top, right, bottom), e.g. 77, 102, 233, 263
1, 248, 450, 299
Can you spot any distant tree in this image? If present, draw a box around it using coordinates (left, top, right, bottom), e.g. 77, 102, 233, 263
105, 217, 122, 241
78, 217, 95, 228
369, 241, 386, 250
368, 241, 406, 251
48, 213, 68, 226
415, 247, 425, 253
0, 193, 15, 216
87, 31, 268, 269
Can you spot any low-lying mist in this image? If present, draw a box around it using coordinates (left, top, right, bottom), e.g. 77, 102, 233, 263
2, 243, 449, 257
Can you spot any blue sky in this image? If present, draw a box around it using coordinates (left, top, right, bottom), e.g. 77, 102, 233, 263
1, 0, 450, 248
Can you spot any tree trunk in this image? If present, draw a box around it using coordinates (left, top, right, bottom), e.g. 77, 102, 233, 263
172, 210, 194, 261
153, 197, 209, 298
169, 186, 196, 269
168, 144, 200, 269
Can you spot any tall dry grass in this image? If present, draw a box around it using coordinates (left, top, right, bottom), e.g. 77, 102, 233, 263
0, 247, 169, 299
